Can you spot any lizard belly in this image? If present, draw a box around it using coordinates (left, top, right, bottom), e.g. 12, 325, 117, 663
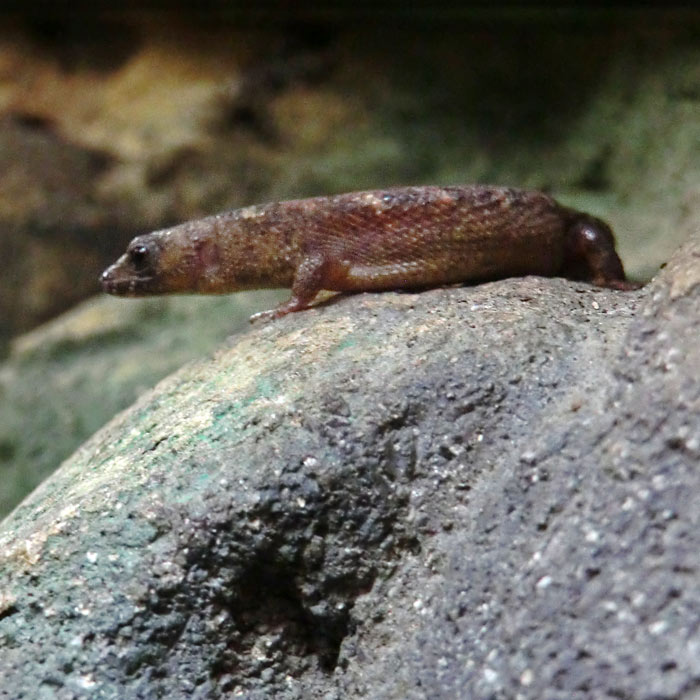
334, 258, 469, 291
326, 242, 561, 292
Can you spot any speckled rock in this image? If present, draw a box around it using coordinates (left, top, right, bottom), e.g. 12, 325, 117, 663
0, 225, 697, 698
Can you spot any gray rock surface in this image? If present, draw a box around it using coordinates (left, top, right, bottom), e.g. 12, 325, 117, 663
0, 229, 697, 699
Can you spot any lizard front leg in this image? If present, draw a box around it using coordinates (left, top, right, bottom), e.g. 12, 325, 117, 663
249, 253, 329, 322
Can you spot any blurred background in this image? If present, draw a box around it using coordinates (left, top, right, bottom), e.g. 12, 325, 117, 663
1, 3, 699, 517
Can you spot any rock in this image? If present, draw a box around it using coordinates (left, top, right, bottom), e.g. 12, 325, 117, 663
0, 225, 697, 698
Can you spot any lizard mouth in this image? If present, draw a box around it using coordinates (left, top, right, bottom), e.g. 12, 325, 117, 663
100, 266, 157, 296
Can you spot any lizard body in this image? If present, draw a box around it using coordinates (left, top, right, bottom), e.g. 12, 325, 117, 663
101, 185, 634, 320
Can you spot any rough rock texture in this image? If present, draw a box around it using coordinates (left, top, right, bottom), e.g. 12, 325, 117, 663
0, 225, 697, 698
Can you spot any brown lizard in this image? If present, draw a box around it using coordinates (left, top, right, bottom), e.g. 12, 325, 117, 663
100, 185, 636, 321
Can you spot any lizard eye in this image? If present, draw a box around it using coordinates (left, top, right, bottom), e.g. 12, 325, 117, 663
129, 244, 151, 271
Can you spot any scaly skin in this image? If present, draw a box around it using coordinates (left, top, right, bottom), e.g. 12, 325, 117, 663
100, 185, 636, 321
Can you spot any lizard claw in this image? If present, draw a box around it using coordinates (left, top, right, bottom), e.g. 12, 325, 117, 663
248, 308, 278, 323
249, 294, 313, 323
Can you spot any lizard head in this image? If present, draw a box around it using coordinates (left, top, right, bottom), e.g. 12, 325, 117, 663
101, 215, 229, 296
100, 233, 170, 296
